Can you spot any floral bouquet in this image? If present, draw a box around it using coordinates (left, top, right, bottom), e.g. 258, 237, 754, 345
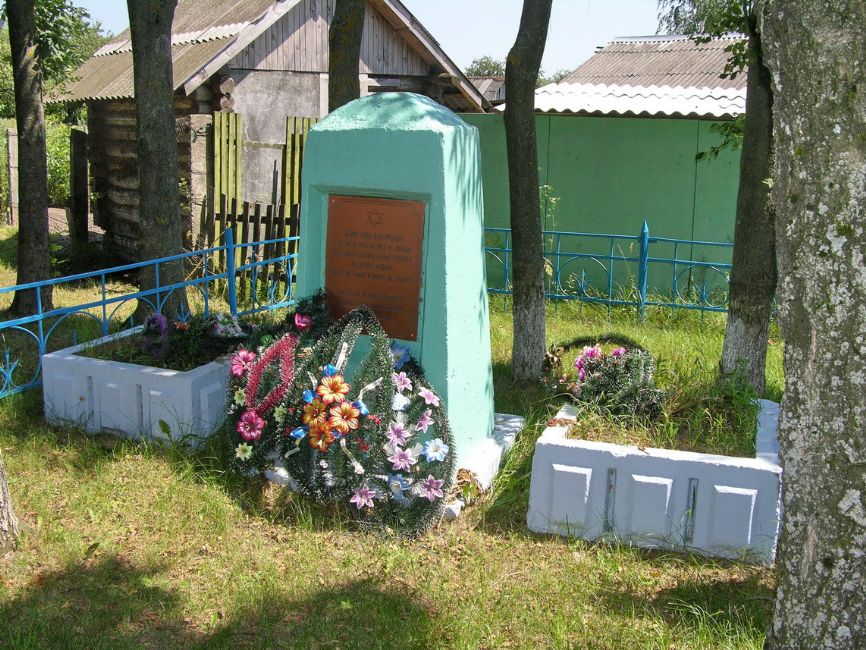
206, 313, 246, 339
550, 340, 666, 419
227, 300, 454, 536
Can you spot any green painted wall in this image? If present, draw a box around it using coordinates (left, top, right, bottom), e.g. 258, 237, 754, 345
460, 113, 741, 296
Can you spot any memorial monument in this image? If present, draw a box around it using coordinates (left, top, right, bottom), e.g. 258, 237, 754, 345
297, 92, 501, 482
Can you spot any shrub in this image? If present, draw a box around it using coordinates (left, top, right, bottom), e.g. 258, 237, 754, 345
0, 119, 72, 215
45, 121, 71, 207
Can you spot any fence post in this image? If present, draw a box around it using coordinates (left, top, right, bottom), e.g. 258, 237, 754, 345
69, 129, 89, 248
225, 227, 238, 316
637, 220, 649, 318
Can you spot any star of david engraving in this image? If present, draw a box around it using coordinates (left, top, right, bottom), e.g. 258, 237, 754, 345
366, 209, 383, 226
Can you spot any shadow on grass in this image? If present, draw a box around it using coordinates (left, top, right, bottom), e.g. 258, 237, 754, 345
595, 557, 772, 644
206, 578, 436, 649
1, 555, 437, 649
1, 556, 196, 649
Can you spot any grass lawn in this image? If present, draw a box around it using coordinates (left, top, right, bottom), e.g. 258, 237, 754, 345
0, 291, 779, 648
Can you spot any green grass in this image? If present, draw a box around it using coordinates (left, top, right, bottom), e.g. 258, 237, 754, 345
490, 295, 784, 458
0, 293, 777, 648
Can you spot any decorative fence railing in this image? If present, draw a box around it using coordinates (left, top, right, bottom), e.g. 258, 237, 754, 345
0, 220, 733, 401
484, 222, 734, 315
0, 229, 298, 399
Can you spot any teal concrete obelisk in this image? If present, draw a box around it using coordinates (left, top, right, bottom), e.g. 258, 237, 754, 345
297, 92, 494, 468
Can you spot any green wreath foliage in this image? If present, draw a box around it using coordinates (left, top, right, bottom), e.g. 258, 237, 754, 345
227, 298, 455, 537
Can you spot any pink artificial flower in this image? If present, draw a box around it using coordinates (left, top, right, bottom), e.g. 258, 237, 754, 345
386, 423, 411, 447
418, 387, 440, 407
392, 371, 413, 393
350, 485, 376, 509
418, 475, 445, 501
388, 447, 417, 472
611, 347, 627, 357
294, 313, 313, 332
582, 345, 600, 358
230, 349, 256, 377
416, 409, 434, 433
578, 368, 586, 382
236, 409, 265, 441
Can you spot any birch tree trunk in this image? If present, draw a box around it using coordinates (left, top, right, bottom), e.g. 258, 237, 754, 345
328, 0, 366, 112
7, 0, 53, 316
127, 0, 189, 319
719, 16, 776, 395
760, 1, 866, 646
504, 0, 553, 382
0, 451, 19, 551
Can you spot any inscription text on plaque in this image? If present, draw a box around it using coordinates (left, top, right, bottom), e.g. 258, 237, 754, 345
325, 195, 426, 340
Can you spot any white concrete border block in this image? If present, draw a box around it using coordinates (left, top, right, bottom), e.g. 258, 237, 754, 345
458, 413, 524, 490
42, 328, 230, 443
527, 403, 782, 564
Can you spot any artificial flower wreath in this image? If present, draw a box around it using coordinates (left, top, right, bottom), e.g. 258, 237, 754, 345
227, 296, 455, 536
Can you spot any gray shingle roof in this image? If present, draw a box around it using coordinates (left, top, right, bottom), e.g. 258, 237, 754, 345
562, 35, 747, 90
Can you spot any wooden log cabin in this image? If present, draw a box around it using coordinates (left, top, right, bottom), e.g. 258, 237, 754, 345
52, 0, 487, 259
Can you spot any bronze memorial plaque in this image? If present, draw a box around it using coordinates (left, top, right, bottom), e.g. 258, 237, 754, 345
325, 195, 426, 340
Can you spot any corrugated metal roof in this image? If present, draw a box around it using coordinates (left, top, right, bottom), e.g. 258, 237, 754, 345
52, 0, 486, 112
53, 0, 282, 102
54, 39, 229, 102
530, 82, 745, 119
93, 0, 274, 56
562, 35, 747, 90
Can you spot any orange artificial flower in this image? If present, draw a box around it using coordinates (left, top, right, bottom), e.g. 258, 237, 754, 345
329, 401, 360, 435
302, 398, 328, 428
316, 375, 350, 404
308, 422, 335, 452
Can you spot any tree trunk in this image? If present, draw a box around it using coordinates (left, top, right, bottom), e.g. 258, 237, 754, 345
7, 0, 53, 316
328, 0, 366, 113
504, 0, 553, 382
760, 1, 866, 647
0, 451, 19, 551
127, 0, 188, 319
719, 17, 776, 395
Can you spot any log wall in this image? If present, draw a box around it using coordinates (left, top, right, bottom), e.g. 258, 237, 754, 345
87, 96, 195, 257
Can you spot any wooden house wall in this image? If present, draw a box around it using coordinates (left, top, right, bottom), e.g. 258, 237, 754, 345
229, 0, 429, 76
88, 96, 194, 256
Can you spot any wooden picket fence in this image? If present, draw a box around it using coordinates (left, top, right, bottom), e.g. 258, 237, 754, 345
282, 116, 317, 208
206, 114, 318, 277
212, 197, 300, 291
213, 112, 243, 208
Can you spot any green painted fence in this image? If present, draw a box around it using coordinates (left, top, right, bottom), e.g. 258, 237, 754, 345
460, 113, 741, 293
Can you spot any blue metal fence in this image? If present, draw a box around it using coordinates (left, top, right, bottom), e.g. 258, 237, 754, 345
0, 229, 298, 399
0, 221, 732, 401
484, 221, 734, 315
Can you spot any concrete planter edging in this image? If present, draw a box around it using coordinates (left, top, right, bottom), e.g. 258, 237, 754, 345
42, 327, 230, 442
527, 400, 782, 564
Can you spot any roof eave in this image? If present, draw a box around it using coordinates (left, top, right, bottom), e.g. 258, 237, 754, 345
181, 0, 301, 96
373, 0, 490, 113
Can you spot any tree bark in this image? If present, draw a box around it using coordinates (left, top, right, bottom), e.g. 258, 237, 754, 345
719, 16, 776, 395
504, 0, 553, 382
328, 0, 366, 113
127, 0, 188, 318
760, 1, 866, 647
0, 451, 19, 551
7, 0, 53, 316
